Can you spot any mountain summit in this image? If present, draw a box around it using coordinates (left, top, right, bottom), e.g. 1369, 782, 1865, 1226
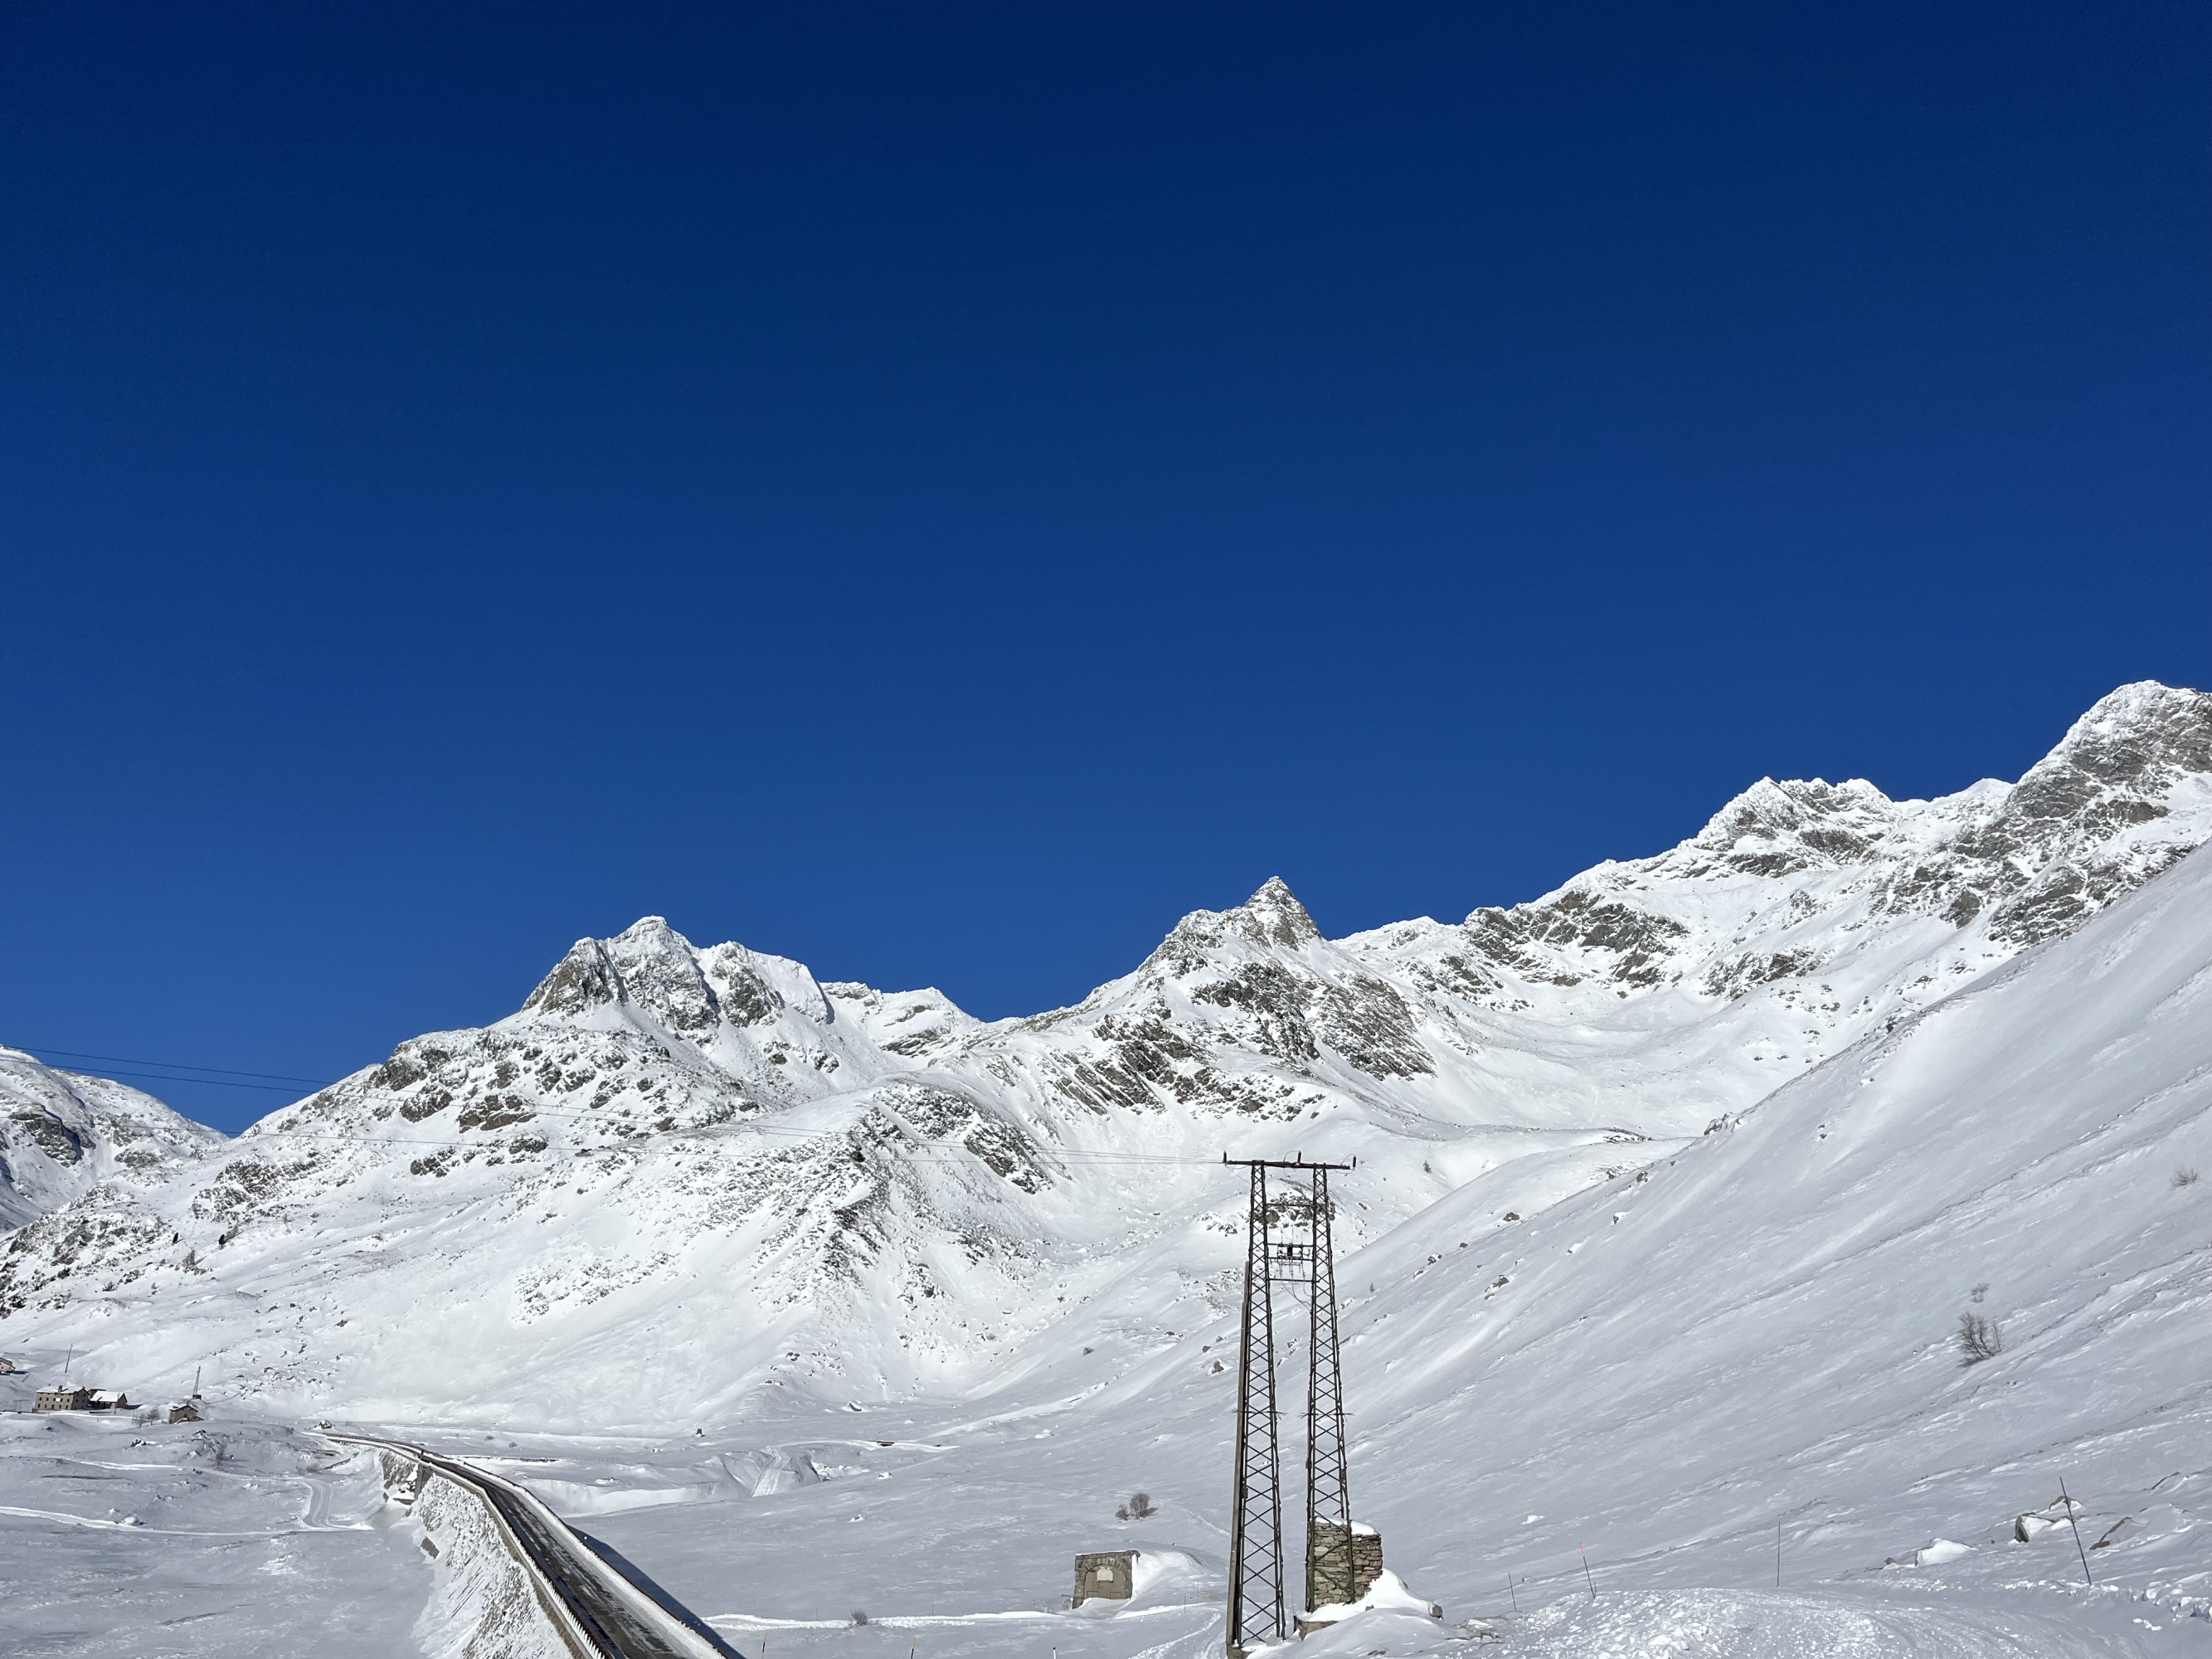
3, 682, 2210, 1422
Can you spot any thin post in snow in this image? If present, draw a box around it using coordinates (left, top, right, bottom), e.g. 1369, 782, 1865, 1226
1507, 1574, 1518, 1616
1579, 1545, 1596, 1601
2059, 1477, 2093, 1586
1775, 1517, 1782, 1587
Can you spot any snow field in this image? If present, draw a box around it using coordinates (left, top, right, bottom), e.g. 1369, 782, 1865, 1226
0, 1400, 424, 1656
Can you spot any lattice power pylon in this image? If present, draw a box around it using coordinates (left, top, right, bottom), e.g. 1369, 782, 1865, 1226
1224, 1155, 1354, 1657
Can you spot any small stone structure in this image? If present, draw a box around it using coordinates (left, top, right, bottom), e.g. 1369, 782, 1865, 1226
166, 1401, 202, 1423
1072, 1550, 1137, 1607
1300, 1521, 1385, 1628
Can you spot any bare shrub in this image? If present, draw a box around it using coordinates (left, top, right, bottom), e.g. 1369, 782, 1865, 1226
850, 1612, 869, 1627
1957, 1312, 2003, 1366
1125, 1491, 1157, 1519
2175, 1168, 2201, 1188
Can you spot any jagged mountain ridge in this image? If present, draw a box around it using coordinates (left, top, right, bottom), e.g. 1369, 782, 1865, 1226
2, 680, 2209, 1421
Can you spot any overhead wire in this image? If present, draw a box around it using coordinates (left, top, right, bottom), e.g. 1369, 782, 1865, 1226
7, 1044, 338, 1092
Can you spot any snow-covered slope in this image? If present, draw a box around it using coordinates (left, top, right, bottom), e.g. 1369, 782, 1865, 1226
1339, 831, 2212, 1626
0, 1045, 226, 1229
1, 682, 2208, 1431
418, 834, 2212, 1659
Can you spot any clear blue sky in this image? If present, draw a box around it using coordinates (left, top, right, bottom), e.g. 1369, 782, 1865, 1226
4, 3, 2207, 1131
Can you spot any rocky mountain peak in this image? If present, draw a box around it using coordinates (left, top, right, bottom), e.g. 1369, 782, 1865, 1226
1141, 876, 1320, 979
518, 916, 722, 1034
1233, 877, 1320, 946
2006, 680, 2212, 825
1685, 776, 1899, 875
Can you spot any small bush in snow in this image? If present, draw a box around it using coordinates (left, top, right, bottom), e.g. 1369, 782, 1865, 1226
851, 1611, 869, 1627
1957, 1312, 2002, 1365
2175, 1167, 2201, 1188
1116, 1491, 1156, 1520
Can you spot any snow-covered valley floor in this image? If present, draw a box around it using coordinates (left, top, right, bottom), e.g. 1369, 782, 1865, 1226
0, 1390, 422, 1657
7, 1393, 2201, 1659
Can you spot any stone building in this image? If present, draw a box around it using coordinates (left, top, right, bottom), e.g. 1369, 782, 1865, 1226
1072, 1550, 1137, 1607
33, 1385, 129, 1413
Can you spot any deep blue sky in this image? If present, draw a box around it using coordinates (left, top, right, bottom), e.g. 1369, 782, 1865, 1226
4, 3, 2208, 1131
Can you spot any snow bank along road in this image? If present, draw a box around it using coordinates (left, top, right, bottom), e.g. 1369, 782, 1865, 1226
333, 1433, 729, 1659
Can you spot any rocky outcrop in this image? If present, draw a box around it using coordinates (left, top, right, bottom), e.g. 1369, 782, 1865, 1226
0, 1048, 226, 1232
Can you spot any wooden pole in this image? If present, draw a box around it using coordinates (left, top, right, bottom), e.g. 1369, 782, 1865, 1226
1579, 1545, 1596, 1601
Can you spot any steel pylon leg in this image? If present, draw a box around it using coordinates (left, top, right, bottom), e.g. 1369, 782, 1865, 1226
1304, 1168, 1354, 1612
1226, 1163, 1285, 1655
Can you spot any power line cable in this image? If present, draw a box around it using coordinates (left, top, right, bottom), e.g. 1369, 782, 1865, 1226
67, 1069, 325, 1095
8, 1044, 338, 1088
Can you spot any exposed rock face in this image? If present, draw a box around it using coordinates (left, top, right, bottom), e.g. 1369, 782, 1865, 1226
1409, 681, 2212, 999
3, 681, 2208, 1419
0, 1048, 226, 1231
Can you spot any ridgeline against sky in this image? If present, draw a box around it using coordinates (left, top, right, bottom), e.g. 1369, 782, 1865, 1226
2, 4, 2207, 1130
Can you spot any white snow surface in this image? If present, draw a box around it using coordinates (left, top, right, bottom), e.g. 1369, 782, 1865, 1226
4, 678, 2212, 1655
0, 1048, 226, 1231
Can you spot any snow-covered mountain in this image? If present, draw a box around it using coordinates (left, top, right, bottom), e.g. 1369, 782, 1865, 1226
0, 1046, 226, 1230
1336, 812, 2212, 1631
547, 827, 2212, 1659
2, 681, 2208, 1427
